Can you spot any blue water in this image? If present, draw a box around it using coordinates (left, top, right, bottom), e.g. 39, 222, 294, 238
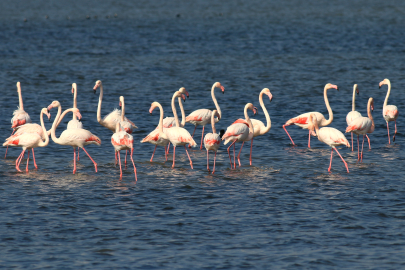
1, 0, 405, 268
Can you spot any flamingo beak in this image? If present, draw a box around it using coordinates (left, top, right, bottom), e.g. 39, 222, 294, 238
254, 107, 258, 115
185, 89, 189, 98
71, 88, 74, 95
119, 101, 122, 110
93, 89, 96, 94
181, 94, 186, 102
268, 93, 273, 101
221, 86, 225, 93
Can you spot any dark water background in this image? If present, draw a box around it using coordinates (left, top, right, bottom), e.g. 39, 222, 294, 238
1, 0, 405, 268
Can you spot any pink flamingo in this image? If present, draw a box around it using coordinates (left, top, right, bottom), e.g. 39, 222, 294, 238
66, 83, 84, 160
283, 83, 338, 148
346, 84, 370, 151
48, 101, 101, 174
186, 82, 225, 150
346, 98, 375, 162
165, 92, 197, 169
118, 96, 134, 165
5, 82, 32, 159
204, 110, 224, 173
308, 113, 350, 173
93, 80, 137, 132
3, 108, 50, 172
222, 103, 257, 169
232, 88, 273, 165
111, 123, 137, 181
379, 79, 399, 144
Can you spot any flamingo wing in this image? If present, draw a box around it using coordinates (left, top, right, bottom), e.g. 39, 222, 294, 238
222, 123, 249, 144
186, 109, 212, 124
383, 105, 399, 121
346, 111, 362, 125
346, 117, 372, 134
319, 127, 350, 147
165, 127, 197, 147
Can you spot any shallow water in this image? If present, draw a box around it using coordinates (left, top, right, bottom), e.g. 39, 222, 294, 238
1, 0, 405, 268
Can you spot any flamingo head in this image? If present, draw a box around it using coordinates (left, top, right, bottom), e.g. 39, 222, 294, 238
370, 97, 374, 111
47, 100, 60, 112
16, 81, 21, 92
179, 87, 189, 98
212, 110, 220, 121
149, 102, 160, 114
354, 84, 359, 95
379, 78, 390, 88
72, 83, 77, 95
214, 82, 225, 94
262, 88, 273, 101
93, 80, 102, 93
41, 108, 51, 121
326, 83, 338, 91
246, 103, 257, 115
119, 96, 124, 109
72, 108, 82, 121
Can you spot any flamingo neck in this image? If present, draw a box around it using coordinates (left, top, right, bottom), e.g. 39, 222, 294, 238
73, 84, 78, 120
352, 85, 356, 112
259, 91, 271, 134
211, 84, 221, 121
312, 115, 320, 139
367, 99, 375, 133
384, 81, 391, 107
47, 104, 62, 137
244, 105, 254, 135
17, 84, 24, 111
38, 110, 50, 147
97, 83, 104, 124
210, 112, 217, 134
121, 98, 125, 122
322, 86, 333, 126
178, 97, 185, 127
50, 104, 64, 144
156, 103, 167, 139
171, 93, 180, 127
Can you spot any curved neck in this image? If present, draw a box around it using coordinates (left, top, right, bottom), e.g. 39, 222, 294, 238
17, 85, 24, 111
121, 99, 125, 122
38, 110, 50, 147
51, 106, 75, 144
211, 84, 221, 119
384, 81, 391, 107
367, 99, 375, 133
156, 103, 166, 137
211, 113, 217, 134
171, 94, 180, 127
177, 97, 185, 127
97, 83, 104, 124
352, 86, 356, 111
312, 115, 320, 138
73, 85, 78, 120
244, 105, 254, 134
259, 92, 271, 134
322, 86, 333, 126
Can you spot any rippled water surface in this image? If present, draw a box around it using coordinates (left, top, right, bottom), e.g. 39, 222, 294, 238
1, 0, 405, 268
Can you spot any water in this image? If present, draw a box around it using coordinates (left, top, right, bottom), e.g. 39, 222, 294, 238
1, 0, 405, 268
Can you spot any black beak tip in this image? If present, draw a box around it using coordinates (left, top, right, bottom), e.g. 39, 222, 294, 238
93, 90, 96, 94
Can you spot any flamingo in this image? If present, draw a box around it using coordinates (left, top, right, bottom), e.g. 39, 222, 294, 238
308, 113, 350, 173
283, 83, 338, 148
222, 103, 257, 169
118, 96, 134, 165
111, 123, 137, 181
346, 98, 375, 162
165, 92, 197, 168
232, 88, 273, 165
186, 82, 225, 150
346, 84, 371, 151
141, 101, 172, 162
3, 108, 50, 172
93, 80, 137, 132
48, 101, 101, 174
5, 82, 32, 159
204, 110, 224, 174
379, 78, 399, 144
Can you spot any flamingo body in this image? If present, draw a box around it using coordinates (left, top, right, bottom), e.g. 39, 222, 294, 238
204, 133, 221, 151
383, 105, 398, 122
67, 119, 83, 129
165, 127, 197, 147
346, 117, 372, 135
11, 109, 32, 129
346, 111, 362, 126
57, 129, 101, 148
102, 109, 136, 132
141, 128, 170, 146
222, 123, 250, 145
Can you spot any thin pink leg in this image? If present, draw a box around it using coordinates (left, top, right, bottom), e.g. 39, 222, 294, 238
26, 150, 30, 173
351, 133, 354, 151
184, 145, 193, 169
5, 129, 15, 159
189, 126, 197, 148
82, 147, 98, 172
207, 150, 210, 171
73, 148, 77, 174
334, 147, 349, 173
357, 135, 360, 161
237, 142, 245, 167
233, 142, 236, 169
283, 125, 296, 146
200, 126, 205, 150
17, 150, 25, 168
308, 130, 311, 148
212, 152, 217, 174
328, 149, 333, 173
394, 120, 397, 142
167, 143, 170, 155
125, 150, 128, 165
164, 145, 168, 161
118, 151, 122, 180
32, 148, 38, 169
250, 138, 253, 165
78, 147, 80, 161
130, 148, 137, 181
387, 122, 390, 144
366, 135, 371, 150
172, 146, 176, 168
150, 145, 157, 162
115, 151, 118, 166
227, 141, 237, 169
360, 135, 365, 162
16, 150, 25, 172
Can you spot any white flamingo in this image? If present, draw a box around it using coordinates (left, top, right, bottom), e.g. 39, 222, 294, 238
3, 108, 50, 172
111, 123, 137, 181
379, 78, 399, 144
204, 110, 224, 174
186, 82, 225, 150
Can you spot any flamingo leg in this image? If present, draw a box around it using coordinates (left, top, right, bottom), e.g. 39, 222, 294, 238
172, 146, 176, 168
78, 147, 80, 161
16, 150, 25, 172
167, 142, 170, 155
366, 135, 371, 150
387, 122, 390, 144
227, 141, 237, 169
237, 142, 245, 167
207, 150, 210, 171
26, 150, 30, 173
125, 150, 128, 165
233, 142, 236, 169
334, 147, 349, 173
17, 150, 25, 168
212, 152, 217, 174
360, 135, 365, 162
130, 148, 137, 181
31, 148, 38, 169
81, 147, 98, 172
150, 145, 157, 162
328, 149, 333, 173
250, 138, 253, 166
115, 151, 118, 166
200, 126, 205, 150
164, 145, 168, 161
73, 148, 77, 174
357, 135, 360, 161
283, 125, 296, 146
351, 133, 353, 151
394, 120, 397, 142
5, 129, 15, 159
308, 130, 311, 148
184, 145, 193, 169
118, 151, 122, 180
189, 126, 197, 148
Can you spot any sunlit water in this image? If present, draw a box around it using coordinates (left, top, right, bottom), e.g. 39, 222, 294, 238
1, 0, 405, 268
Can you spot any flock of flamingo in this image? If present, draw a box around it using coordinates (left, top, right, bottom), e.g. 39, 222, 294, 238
2, 79, 399, 180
